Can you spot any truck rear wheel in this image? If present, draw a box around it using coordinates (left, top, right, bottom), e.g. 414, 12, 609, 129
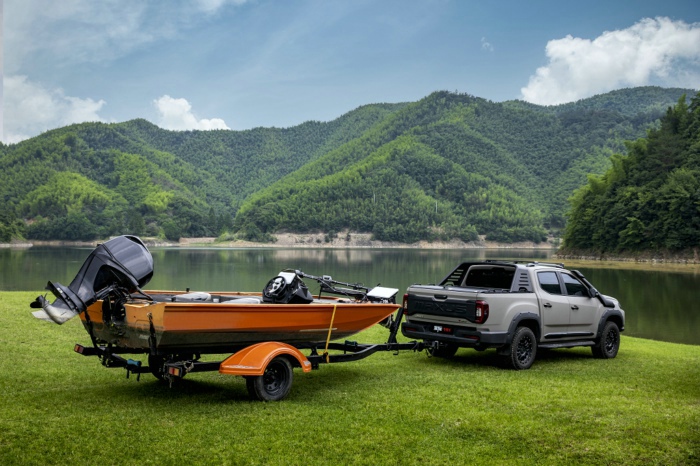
592, 321, 620, 359
246, 356, 294, 401
506, 326, 537, 370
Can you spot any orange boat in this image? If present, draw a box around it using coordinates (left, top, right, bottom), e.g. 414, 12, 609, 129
79, 289, 399, 353
31, 236, 412, 401
32, 236, 400, 353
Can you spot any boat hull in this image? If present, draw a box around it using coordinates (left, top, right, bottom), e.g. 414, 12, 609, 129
80, 291, 399, 354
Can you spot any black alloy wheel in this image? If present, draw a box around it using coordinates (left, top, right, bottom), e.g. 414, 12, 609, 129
508, 326, 537, 370
592, 321, 620, 359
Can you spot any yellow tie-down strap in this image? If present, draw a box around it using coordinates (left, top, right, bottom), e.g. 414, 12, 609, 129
322, 304, 338, 363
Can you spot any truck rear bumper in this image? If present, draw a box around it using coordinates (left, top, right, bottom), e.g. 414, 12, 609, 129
401, 322, 509, 348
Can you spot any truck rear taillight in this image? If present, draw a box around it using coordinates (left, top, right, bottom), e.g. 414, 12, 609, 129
402, 293, 410, 314
475, 300, 489, 324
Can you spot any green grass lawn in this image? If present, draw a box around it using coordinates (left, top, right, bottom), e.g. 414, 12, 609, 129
1, 292, 698, 465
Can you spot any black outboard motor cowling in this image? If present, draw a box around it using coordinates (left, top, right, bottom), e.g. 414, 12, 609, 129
31, 235, 153, 324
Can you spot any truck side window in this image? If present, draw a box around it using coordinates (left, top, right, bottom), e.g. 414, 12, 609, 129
537, 271, 562, 295
562, 273, 589, 297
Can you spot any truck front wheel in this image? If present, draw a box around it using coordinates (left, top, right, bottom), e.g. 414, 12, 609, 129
591, 321, 620, 359
506, 326, 537, 370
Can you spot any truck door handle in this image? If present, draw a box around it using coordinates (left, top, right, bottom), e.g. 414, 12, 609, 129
434, 295, 448, 300
543, 303, 552, 308
571, 305, 579, 310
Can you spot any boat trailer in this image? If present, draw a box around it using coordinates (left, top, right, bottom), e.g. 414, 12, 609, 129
72, 306, 423, 401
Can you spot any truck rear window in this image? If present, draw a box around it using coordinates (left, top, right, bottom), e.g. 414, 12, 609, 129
463, 266, 515, 289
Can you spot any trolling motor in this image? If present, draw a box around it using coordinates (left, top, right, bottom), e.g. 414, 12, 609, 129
294, 270, 399, 304
31, 235, 154, 324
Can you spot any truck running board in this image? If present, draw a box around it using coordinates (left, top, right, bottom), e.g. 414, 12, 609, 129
538, 340, 595, 350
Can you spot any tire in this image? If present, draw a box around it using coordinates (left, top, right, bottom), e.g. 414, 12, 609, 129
148, 354, 166, 381
430, 343, 458, 359
592, 321, 620, 359
506, 326, 537, 370
248, 357, 294, 401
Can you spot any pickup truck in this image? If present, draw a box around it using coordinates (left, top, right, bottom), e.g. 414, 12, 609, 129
401, 261, 625, 369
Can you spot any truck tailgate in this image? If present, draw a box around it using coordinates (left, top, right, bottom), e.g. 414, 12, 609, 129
406, 286, 482, 320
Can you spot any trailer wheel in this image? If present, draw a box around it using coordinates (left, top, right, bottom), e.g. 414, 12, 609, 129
148, 355, 166, 381
247, 356, 294, 401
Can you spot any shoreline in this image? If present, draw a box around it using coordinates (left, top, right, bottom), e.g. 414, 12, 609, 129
4, 233, 698, 264
181, 232, 560, 250
3, 232, 560, 250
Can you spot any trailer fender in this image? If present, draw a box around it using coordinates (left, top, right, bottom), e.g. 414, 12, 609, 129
219, 342, 312, 377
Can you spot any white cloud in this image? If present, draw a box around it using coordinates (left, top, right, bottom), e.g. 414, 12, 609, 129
153, 95, 230, 131
481, 37, 494, 52
4, 0, 249, 74
3, 75, 106, 144
521, 17, 700, 105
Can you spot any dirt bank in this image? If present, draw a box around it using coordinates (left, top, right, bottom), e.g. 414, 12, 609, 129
10, 232, 558, 250
555, 247, 700, 264
187, 232, 559, 250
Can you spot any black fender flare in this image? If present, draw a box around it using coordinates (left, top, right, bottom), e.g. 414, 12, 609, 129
505, 312, 542, 346
596, 309, 625, 340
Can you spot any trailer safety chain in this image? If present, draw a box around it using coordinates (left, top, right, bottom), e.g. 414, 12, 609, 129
322, 304, 338, 363
426, 341, 440, 358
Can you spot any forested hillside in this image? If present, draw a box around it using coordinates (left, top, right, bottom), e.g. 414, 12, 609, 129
233, 87, 691, 243
562, 93, 700, 253
0, 86, 693, 243
0, 103, 405, 241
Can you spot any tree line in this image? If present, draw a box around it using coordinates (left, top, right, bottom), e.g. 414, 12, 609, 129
562, 93, 700, 253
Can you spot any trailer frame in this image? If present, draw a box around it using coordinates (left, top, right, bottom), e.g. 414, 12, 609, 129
73, 306, 422, 400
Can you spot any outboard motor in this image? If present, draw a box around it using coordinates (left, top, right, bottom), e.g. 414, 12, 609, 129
31, 235, 154, 324
262, 271, 313, 304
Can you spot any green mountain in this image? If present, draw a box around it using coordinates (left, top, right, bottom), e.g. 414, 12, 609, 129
233, 87, 692, 242
562, 93, 700, 253
0, 103, 405, 241
0, 86, 693, 243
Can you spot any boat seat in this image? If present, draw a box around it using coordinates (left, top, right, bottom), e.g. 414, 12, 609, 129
313, 298, 353, 304
220, 296, 263, 304
171, 292, 212, 302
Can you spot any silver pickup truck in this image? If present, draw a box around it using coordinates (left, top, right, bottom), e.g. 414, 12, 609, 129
401, 261, 625, 369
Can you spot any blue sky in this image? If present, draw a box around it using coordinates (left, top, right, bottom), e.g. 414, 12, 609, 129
3, 0, 700, 143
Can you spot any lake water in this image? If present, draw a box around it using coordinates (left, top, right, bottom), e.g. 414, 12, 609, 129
2, 246, 698, 345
